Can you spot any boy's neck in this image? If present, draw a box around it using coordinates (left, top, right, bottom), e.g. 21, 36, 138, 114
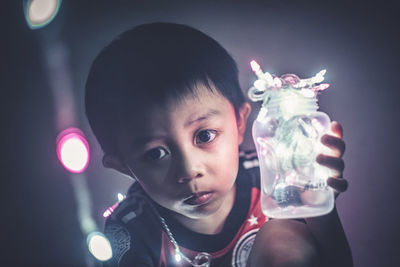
173, 184, 237, 235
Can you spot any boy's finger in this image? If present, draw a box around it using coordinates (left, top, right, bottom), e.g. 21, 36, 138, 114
316, 154, 344, 176
327, 177, 348, 193
321, 134, 346, 157
330, 121, 343, 138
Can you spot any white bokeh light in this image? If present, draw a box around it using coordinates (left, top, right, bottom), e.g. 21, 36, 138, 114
29, 0, 57, 23
87, 232, 112, 261
25, 0, 61, 29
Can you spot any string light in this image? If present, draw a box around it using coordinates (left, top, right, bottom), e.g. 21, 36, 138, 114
103, 193, 126, 218
117, 193, 125, 202
250, 60, 261, 72
175, 251, 182, 262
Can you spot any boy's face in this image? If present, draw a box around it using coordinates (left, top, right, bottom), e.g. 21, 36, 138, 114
111, 84, 250, 220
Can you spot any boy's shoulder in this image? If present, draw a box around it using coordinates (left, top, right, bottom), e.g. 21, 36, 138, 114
104, 183, 162, 265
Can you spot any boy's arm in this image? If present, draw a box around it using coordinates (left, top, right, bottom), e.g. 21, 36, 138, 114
305, 121, 353, 267
305, 207, 353, 267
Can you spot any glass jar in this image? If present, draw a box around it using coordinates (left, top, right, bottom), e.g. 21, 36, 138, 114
249, 64, 334, 218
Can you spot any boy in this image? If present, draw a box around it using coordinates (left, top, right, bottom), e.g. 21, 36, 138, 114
85, 23, 352, 266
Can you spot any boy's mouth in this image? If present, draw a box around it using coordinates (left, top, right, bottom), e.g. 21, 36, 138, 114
183, 192, 214, 206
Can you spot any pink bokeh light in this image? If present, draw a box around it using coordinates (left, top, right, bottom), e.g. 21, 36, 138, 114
56, 128, 90, 173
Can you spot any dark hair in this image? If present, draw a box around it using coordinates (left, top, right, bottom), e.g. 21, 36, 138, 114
85, 22, 245, 155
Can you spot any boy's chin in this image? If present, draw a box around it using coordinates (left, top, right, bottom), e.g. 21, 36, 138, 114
178, 202, 222, 219
182, 209, 216, 219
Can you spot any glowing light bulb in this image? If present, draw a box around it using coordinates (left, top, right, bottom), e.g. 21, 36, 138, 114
57, 128, 90, 173
264, 72, 274, 84
314, 83, 330, 91
250, 60, 266, 80
103, 200, 121, 218
301, 88, 315, 98
117, 193, 125, 202
103, 209, 112, 218
317, 69, 327, 79
250, 60, 261, 72
87, 232, 112, 261
280, 93, 303, 118
175, 252, 182, 262
273, 77, 283, 88
254, 79, 267, 91
312, 75, 322, 84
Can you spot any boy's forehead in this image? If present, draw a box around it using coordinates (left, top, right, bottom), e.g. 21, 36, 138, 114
121, 84, 229, 130
128, 82, 220, 112
166, 83, 220, 111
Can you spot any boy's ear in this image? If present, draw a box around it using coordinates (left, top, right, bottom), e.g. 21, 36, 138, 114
237, 102, 252, 144
102, 154, 132, 177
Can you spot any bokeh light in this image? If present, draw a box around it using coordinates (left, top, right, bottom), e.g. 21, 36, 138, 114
87, 232, 112, 261
24, 0, 62, 29
56, 128, 89, 173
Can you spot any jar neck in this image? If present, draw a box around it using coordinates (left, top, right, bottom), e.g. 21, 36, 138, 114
257, 91, 319, 121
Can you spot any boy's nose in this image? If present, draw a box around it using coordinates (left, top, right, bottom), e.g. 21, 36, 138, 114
175, 152, 204, 184
178, 171, 203, 184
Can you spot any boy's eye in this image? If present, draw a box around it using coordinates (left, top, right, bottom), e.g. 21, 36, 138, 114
144, 147, 169, 161
195, 130, 217, 144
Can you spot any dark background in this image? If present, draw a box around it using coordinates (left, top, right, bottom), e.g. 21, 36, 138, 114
3, 0, 399, 266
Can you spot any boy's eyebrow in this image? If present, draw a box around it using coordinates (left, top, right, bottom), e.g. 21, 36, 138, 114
184, 109, 220, 128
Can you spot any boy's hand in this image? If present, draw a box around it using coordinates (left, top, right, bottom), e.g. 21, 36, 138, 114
316, 121, 348, 198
